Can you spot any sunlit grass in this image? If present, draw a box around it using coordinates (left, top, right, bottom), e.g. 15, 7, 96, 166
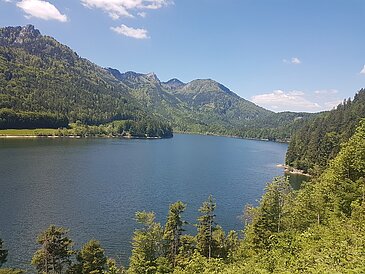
0, 128, 58, 136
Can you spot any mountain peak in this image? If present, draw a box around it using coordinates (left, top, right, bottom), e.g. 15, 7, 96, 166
0, 25, 41, 46
163, 78, 185, 89
184, 79, 235, 96
145, 72, 160, 83
20, 25, 41, 37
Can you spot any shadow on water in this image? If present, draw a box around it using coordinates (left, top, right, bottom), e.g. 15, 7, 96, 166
286, 172, 311, 190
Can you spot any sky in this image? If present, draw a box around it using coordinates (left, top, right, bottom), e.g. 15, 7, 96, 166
0, 0, 365, 112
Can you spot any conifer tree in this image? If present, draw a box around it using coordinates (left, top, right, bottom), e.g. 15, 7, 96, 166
31, 225, 74, 274
128, 211, 163, 274
163, 201, 186, 267
77, 240, 107, 274
196, 195, 216, 259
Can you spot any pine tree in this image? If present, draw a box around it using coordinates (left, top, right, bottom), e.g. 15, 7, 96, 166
31, 225, 74, 274
196, 195, 216, 259
250, 177, 292, 249
128, 211, 164, 274
163, 201, 186, 267
77, 240, 107, 274
103, 258, 125, 274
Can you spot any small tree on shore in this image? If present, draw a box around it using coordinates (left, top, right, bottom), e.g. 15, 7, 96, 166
31, 225, 74, 274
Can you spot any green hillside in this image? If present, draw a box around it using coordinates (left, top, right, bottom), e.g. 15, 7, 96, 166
286, 89, 365, 174
0, 25, 312, 140
0, 25, 143, 126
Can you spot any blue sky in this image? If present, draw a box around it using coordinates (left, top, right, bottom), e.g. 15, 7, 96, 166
1, 0, 365, 112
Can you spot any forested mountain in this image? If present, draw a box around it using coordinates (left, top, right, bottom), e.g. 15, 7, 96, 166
0, 25, 312, 139
286, 89, 365, 174
0, 25, 143, 126
107, 67, 314, 139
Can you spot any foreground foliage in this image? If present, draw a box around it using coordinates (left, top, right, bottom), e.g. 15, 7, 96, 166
31, 226, 74, 273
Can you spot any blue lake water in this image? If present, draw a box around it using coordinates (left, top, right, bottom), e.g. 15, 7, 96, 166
0, 134, 288, 269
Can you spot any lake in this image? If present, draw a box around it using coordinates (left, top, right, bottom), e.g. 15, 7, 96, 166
0, 134, 288, 269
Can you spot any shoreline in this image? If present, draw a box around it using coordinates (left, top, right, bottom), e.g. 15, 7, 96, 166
174, 130, 289, 144
0, 134, 167, 140
276, 164, 311, 177
0, 129, 287, 144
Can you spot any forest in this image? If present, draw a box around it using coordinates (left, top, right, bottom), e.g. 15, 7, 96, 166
286, 89, 365, 175
1, 118, 364, 273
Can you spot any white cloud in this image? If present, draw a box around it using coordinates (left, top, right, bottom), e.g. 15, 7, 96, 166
138, 11, 147, 17
252, 89, 343, 112
291, 57, 301, 64
360, 65, 365, 75
111, 24, 149, 39
16, 0, 67, 22
81, 0, 171, 19
81, 0, 131, 18
283, 57, 301, 65
314, 89, 338, 95
252, 90, 320, 112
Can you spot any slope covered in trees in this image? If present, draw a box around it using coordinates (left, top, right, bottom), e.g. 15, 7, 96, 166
0, 25, 312, 140
107, 67, 313, 140
286, 89, 365, 174
0, 25, 144, 126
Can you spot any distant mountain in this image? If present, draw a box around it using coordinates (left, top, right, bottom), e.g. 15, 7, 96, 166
0, 25, 313, 139
107, 67, 269, 129
106, 67, 313, 139
162, 78, 185, 89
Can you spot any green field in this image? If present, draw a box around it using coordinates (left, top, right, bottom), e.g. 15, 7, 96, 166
0, 128, 58, 136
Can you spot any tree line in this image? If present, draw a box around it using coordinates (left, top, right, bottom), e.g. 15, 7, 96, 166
0, 195, 239, 273
0, 109, 68, 129
286, 89, 365, 175
51, 119, 173, 139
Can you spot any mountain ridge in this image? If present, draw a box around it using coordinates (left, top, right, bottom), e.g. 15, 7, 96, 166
0, 24, 314, 140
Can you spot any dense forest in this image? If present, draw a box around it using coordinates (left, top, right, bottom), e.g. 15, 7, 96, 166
1, 118, 365, 273
0, 108, 68, 129
0, 25, 312, 140
286, 89, 365, 174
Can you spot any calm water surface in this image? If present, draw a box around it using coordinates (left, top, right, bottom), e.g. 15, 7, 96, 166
0, 134, 288, 269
